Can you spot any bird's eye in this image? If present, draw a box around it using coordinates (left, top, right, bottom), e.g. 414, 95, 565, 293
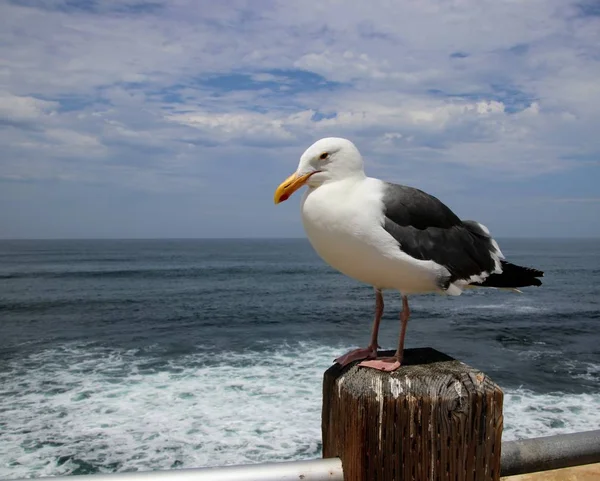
319, 152, 329, 160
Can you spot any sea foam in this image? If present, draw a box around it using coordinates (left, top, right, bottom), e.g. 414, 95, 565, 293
1, 342, 599, 479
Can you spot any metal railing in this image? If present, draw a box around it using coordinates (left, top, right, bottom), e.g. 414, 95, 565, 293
6, 430, 600, 481
500, 429, 600, 476
6, 459, 344, 481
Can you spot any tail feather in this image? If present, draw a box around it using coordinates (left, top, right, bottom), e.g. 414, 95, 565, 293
474, 260, 543, 288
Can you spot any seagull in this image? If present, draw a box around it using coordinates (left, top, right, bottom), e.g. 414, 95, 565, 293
274, 137, 543, 372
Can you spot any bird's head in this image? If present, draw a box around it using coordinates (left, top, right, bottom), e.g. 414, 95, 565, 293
274, 137, 365, 204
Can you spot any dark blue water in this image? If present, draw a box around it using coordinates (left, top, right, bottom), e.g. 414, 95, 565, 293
1, 239, 599, 478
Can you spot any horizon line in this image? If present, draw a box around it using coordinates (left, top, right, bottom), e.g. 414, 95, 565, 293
1, 236, 599, 241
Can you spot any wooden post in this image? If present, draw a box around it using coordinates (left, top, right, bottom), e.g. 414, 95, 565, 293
322, 348, 503, 481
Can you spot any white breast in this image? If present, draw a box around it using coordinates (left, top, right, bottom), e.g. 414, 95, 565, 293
300, 177, 445, 294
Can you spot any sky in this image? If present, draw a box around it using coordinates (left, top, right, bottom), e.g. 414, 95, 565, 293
0, 0, 599, 239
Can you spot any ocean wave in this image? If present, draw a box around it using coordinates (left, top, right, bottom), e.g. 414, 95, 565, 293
1, 342, 599, 479
503, 388, 600, 440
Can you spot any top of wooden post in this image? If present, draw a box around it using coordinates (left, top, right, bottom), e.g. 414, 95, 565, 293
323, 347, 497, 398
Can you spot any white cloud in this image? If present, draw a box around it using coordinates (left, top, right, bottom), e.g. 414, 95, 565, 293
167, 111, 297, 145
294, 50, 398, 81
0, 92, 58, 122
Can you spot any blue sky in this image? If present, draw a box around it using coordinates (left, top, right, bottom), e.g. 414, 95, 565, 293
0, 0, 599, 239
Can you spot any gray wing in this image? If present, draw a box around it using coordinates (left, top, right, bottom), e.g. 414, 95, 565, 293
380, 182, 499, 286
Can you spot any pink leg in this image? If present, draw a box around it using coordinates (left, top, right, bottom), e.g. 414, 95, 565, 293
334, 289, 384, 366
359, 295, 410, 372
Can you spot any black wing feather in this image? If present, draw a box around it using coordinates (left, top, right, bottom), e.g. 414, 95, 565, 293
476, 261, 543, 288
380, 183, 498, 286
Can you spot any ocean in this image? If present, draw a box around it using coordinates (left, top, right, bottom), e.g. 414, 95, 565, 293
1, 238, 599, 479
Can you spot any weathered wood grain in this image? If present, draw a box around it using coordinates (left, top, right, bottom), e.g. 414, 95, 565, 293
322, 348, 504, 481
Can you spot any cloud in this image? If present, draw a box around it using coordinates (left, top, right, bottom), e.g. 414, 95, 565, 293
0, 92, 58, 124
0, 0, 599, 237
167, 110, 297, 146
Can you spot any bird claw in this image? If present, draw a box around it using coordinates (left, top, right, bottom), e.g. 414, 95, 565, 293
358, 357, 402, 372
334, 347, 377, 366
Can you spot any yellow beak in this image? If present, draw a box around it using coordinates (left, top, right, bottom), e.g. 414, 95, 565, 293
273, 171, 318, 204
